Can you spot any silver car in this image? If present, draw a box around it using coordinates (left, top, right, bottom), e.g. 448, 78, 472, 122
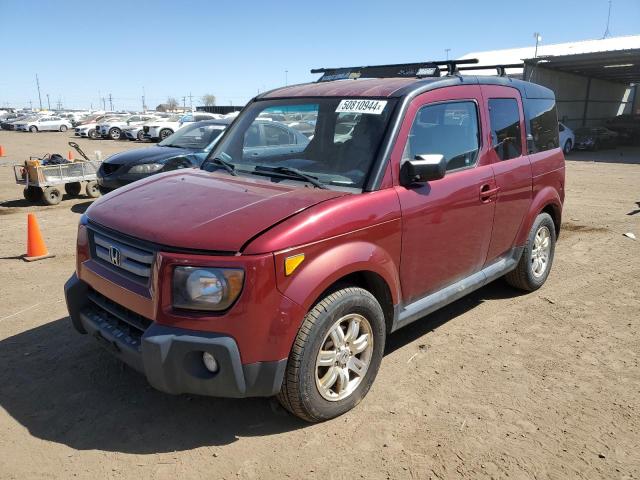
15, 116, 73, 132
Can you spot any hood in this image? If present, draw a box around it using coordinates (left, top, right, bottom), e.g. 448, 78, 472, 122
87, 170, 347, 252
103, 146, 196, 166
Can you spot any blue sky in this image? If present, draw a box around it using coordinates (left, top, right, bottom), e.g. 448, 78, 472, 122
1, 0, 638, 110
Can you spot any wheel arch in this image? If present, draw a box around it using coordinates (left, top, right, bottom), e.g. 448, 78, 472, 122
515, 186, 563, 245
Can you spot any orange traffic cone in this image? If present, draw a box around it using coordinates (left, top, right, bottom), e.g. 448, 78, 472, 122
67, 150, 73, 161
0, 145, 5, 157
24, 213, 55, 262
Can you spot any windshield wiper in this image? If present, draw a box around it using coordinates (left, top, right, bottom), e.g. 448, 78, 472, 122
254, 165, 327, 189
210, 157, 238, 176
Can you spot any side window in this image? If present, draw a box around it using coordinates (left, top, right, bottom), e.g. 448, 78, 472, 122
263, 124, 294, 146
403, 101, 480, 172
558, 123, 565, 132
488, 98, 522, 160
526, 99, 559, 153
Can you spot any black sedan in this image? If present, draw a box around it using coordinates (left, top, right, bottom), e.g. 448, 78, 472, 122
97, 119, 232, 193
574, 126, 618, 151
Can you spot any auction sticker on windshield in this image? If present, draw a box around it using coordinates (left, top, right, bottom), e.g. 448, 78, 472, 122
336, 99, 388, 115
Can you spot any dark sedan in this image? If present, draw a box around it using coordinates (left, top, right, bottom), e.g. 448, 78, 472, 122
574, 126, 618, 151
97, 119, 232, 193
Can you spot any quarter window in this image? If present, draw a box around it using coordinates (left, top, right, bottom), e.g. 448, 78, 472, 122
488, 98, 522, 160
403, 101, 480, 172
526, 99, 559, 153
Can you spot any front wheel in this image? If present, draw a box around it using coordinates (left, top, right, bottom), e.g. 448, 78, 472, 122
109, 127, 121, 140
29, 126, 38, 133
159, 128, 173, 140
85, 180, 101, 198
277, 287, 386, 422
137, 130, 145, 141
42, 186, 62, 205
60, 125, 68, 132
23, 186, 41, 202
88, 129, 98, 139
563, 140, 572, 154
505, 212, 556, 291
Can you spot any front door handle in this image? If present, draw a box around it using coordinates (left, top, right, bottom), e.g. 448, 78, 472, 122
480, 184, 500, 202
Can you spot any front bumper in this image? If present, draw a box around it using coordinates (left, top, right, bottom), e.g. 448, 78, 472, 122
65, 273, 287, 397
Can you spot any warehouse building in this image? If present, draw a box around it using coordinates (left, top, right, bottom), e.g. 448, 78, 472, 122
460, 35, 640, 130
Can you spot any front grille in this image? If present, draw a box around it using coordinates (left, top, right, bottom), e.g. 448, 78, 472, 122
83, 288, 152, 350
100, 163, 121, 175
91, 228, 155, 281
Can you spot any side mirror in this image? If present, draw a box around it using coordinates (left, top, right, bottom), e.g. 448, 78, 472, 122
400, 154, 446, 186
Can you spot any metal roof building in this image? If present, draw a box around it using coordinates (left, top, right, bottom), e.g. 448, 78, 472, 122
459, 35, 640, 128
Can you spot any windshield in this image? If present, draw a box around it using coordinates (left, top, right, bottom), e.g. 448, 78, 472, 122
202, 98, 396, 189
159, 122, 226, 150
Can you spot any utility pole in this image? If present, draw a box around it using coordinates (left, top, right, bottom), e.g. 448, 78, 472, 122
182, 96, 186, 110
285, 70, 288, 86
142, 86, 146, 112
57, 98, 62, 110
445, 48, 451, 60
533, 32, 542, 58
188, 92, 193, 110
46, 94, 51, 110
102, 97, 106, 110
108, 93, 113, 111
35, 74, 43, 110
603, 0, 612, 38
29, 100, 33, 110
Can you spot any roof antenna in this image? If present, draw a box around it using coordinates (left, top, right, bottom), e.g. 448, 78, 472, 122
602, 0, 612, 38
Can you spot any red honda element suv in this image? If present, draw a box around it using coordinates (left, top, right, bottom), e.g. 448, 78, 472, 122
65, 60, 565, 422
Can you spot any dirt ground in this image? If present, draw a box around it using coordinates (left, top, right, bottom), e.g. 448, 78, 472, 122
0, 130, 639, 479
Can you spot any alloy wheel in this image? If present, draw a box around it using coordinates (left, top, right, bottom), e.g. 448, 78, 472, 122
531, 225, 551, 278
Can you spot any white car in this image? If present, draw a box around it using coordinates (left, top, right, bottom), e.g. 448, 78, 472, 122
559, 122, 575, 154
75, 115, 125, 139
97, 114, 158, 140
15, 116, 73, 132
143, 112, 219, 141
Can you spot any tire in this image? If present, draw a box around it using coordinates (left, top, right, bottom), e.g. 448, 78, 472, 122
159, 128, 173, 140
108, 127, 121, 140
23, 186, 40, 203
277, 287, 386, 422
29, 126, 38, 133
505, 212, 556, 291
85, 180, 101, 198
137, 130, 145, 141
59, 125, 68, 132
42, 186, 62, 205
64, 182, 82, 196
563, 140, 572, 155
88, 129, 98, 139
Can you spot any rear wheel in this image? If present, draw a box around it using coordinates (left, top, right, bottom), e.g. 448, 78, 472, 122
88, 129, 98, 139
29, 126, 38, 133
505, 212, 556, 291
42, 186, 62, 205
64, 182, 82, 196
277, 287, 386, 422
85, 180, 101, 198
159, 128, 173, 140
109, 127, 121, 140
563, 140, 572, 154
23, 186, 40, 203
137, 130, 145, 141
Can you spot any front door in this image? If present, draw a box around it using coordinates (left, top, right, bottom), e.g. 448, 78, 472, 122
394, 86, 496, 304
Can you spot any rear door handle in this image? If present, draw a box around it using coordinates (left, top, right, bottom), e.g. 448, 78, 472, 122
480, 184, 500, 202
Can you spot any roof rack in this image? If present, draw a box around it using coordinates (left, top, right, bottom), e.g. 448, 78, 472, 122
457, 63, 524, 77
311, 59, 479, 82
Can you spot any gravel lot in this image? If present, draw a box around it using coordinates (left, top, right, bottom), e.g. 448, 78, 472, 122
0, 130, 639, 479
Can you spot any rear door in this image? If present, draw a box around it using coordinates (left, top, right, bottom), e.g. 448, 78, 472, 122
394, 86, 496, 304
480, 86, 532, 263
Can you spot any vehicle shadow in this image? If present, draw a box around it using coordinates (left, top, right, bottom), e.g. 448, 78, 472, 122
70, 201, 93, 214
0, 278, 522, 454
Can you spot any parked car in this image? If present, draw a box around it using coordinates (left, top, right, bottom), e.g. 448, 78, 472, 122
605, 114, 640, 145
574, 126, 618, 151
97, 114, 158, 140
1, 115, 29, 130
15, 116, 73, 132
558, 122, 574, 154
65, 63, 565, 422
122, 124, 146, 141
143, 112, 219, 141
97, 119, 231, 192
75, 115, 125, 139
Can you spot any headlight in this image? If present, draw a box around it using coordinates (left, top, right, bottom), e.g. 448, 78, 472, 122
128, 163, 164, 174
173, 267, 244, 311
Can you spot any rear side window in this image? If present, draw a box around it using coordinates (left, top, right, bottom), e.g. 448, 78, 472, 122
527, 99, 559, 152
488, 98, 522, 161
403, 101, 480, 172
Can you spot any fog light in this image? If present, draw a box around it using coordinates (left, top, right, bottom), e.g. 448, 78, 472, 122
202, 352, 219, 373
